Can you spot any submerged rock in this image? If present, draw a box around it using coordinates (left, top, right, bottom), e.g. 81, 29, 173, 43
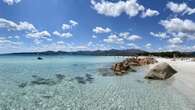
31, 78, 57, 85
74, 74, 95, 84
85, 74, 94, 83
31, 75, 56, 86
145, 62, 177, 80
55, 74, 65, 81
18, 82, 28, 88
98, 68, 115, 76
17, 74, 66, 88
74, 76, 86, 84
37, 57, 43, 60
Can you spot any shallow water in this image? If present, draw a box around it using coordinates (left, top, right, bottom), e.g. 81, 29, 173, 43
0, 55, 194, 110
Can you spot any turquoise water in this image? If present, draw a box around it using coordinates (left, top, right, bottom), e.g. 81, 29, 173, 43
0, 55, 194, 110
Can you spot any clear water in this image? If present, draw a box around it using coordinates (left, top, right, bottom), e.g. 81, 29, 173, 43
0, 55, 194, 110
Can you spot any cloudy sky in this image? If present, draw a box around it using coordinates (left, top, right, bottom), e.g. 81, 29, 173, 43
0, 0, 195, 53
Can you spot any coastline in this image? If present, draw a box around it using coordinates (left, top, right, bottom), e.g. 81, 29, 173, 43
151, 58, 195, 104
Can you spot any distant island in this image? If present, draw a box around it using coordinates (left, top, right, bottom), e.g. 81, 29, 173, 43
1, 49, 195, 57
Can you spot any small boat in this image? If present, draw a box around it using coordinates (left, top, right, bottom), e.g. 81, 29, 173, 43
37, 57, 43, 60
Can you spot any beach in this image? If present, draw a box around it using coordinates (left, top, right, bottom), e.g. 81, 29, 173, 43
155, 58, 195, 104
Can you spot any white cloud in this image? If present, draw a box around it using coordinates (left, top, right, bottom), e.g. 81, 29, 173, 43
166, 2, 195, 15
92, 35, 97, 38
0, 18, 37, 32
0, 18, 53, 45
127, 43, 140, 49
145, 43, 152, 49
87, 41, 93, 46
160, 18, 195, 32
46, 38, 53, 42
14, 35, 20, 39
91, 0, 158, 18
57, 41, 64, 45
0, 37, 22, 47
152, 18, 195, 50
3, 0, 21, 5
126, 35, 142, 41
8, 35, 20, 39
142, 9, 159, 18
93, 26, 111, 34
17, 22, 37, 32
119, 32, 130, 38
104, 34, 124, 44
91, 0, 144, 17
119, 32, 142, 41
32, 42, 110, 52
168, 37, 183, 44
27, 31, 51, 39
159, 18, 195, 41
163, 44, 195, 52
69, 20, 78, 26
61, 20, 78, 30
53, 31, 72, 38
150, 32, 169, 39
62, 24, 71, 30
171, 32, 195, 40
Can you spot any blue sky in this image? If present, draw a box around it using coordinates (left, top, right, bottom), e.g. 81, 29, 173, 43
0, 0, 195, 53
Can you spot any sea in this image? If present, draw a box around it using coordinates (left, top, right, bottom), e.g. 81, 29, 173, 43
0, 55, 194, 110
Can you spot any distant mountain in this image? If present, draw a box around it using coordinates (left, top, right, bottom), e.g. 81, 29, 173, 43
2, 49, 195, 57
1, 49, 147, 56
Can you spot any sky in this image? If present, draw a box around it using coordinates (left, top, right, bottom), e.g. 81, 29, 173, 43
0, 0, 195, 53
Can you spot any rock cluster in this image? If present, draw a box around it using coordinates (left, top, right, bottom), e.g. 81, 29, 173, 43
191, 58, 195, 62
112, 57, 158, 75
145, 62, 177, 80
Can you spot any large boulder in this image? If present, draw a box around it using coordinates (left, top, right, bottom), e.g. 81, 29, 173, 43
145, 62, 177, 80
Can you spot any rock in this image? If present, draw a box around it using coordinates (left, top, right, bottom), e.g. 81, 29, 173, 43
98, 68, 115, 76
74, 76, 86, 84
18, 82, 28, 88
85, 74, 94, 83
145, 62, 177, 80
112, 63, 128, 75
31, 75, 56, 86
31, 78, 57, 85
55, 74, 65, 80
74, 74, 95, 84
37, 57, 43, 60
111, 57, 157, 75
191, 58, 195, 62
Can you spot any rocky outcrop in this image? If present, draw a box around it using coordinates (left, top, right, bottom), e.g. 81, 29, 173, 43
112, 62, 135, 75
145, 62, 177, 80
112, 57, 157, 75
191, 58, 195, 62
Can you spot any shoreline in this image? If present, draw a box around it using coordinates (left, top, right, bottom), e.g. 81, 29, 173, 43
152, 58, 195, 104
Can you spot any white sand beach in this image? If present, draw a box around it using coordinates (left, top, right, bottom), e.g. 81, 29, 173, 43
151, 58, 195, 103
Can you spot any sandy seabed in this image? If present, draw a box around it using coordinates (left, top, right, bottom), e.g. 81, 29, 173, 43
0, 56, 195, 110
